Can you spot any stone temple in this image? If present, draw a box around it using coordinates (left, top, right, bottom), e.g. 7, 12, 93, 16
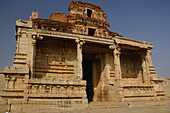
0, 1, 165, 112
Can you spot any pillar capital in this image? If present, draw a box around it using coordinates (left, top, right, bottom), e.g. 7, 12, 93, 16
147, 49, 152, 55
109, 44, 121, 54
109, 44, 116, 49
32, 34, 43, 40
32, 34, 43, 45
75, 39, 85, 46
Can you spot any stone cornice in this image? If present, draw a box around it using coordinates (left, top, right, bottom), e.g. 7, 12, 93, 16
114, 36, 154, 49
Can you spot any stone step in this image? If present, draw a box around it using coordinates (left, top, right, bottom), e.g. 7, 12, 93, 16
88, 102, 127, 109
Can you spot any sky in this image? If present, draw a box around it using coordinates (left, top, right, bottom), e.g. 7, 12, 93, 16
0, 0, 170, 78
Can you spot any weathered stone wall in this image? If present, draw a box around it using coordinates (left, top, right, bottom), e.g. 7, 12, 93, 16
35, 37, 77, 79
120, 49, 143, 78
50, 13, 68, 23
163, 78, 170, 98
0, 74, 5, 96
0, 74, 7, 112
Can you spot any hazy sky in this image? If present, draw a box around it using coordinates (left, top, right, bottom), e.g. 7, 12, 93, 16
0, 0, 170, 78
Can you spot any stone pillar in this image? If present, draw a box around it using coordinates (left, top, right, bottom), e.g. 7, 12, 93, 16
141, 50, 150, 83
5, 77, 10, 89
15, 31, 21, 53
109, 45, 122, 80
8, 77, 16, 89
30, 36, 37, 78
42, 85, 46, 94
145, 49, 152, 81
109, 44, 122, 102
146, 49, 153, 66
75, 39, 85, 79
30, 35, 43, 78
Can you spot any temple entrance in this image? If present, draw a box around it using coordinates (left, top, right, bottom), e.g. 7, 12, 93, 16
82, 43, 105, 102
83, 59, 94, 102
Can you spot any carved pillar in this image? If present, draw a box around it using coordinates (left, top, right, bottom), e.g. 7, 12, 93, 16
75, 39, 85, 79
42, 85, 46, 94
56, 86, 60, 94
146, 49, 153, 66
15, 30, 21, 53
30, 35, 43, 78
30, 36, 37, 78
109, 44, 122, 102
109, 45, 122, 79
141, 50, 150, 83
32, 85, 37, 94
52, 86, 57, 94
5, 77, 10, 89
8, 77, 16, 89
67, 86, 73, 95
145, 49, 153, 81
145, 50, 150, 81
28, 84, 32, 94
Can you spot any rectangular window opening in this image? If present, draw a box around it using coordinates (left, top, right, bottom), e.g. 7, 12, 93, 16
87, 9, 92, 17
88, 28, 96, 36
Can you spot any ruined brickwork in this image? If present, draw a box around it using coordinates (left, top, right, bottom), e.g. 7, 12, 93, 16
0, 1, 165, 112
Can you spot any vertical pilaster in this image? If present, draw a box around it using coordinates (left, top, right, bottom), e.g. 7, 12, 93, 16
30, 36, 37, 78
23, 74, 29, 103
30, 34, 43, 78
145, 50, 150, 81
104, 52, 110, 78
5, 77, 10, 89
75, 39, 85, 79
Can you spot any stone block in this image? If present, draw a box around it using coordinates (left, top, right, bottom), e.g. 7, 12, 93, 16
50, 13, 68, 23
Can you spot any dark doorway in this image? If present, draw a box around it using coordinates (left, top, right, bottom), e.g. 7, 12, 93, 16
83, 59, 94, 102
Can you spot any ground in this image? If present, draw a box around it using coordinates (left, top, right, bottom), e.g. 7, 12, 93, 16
55, 104, 170, 113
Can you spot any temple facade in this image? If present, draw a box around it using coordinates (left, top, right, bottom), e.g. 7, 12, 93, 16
0, 1, 165, 112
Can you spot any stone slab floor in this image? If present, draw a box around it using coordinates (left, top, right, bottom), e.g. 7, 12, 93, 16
42, 104, 170, 113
